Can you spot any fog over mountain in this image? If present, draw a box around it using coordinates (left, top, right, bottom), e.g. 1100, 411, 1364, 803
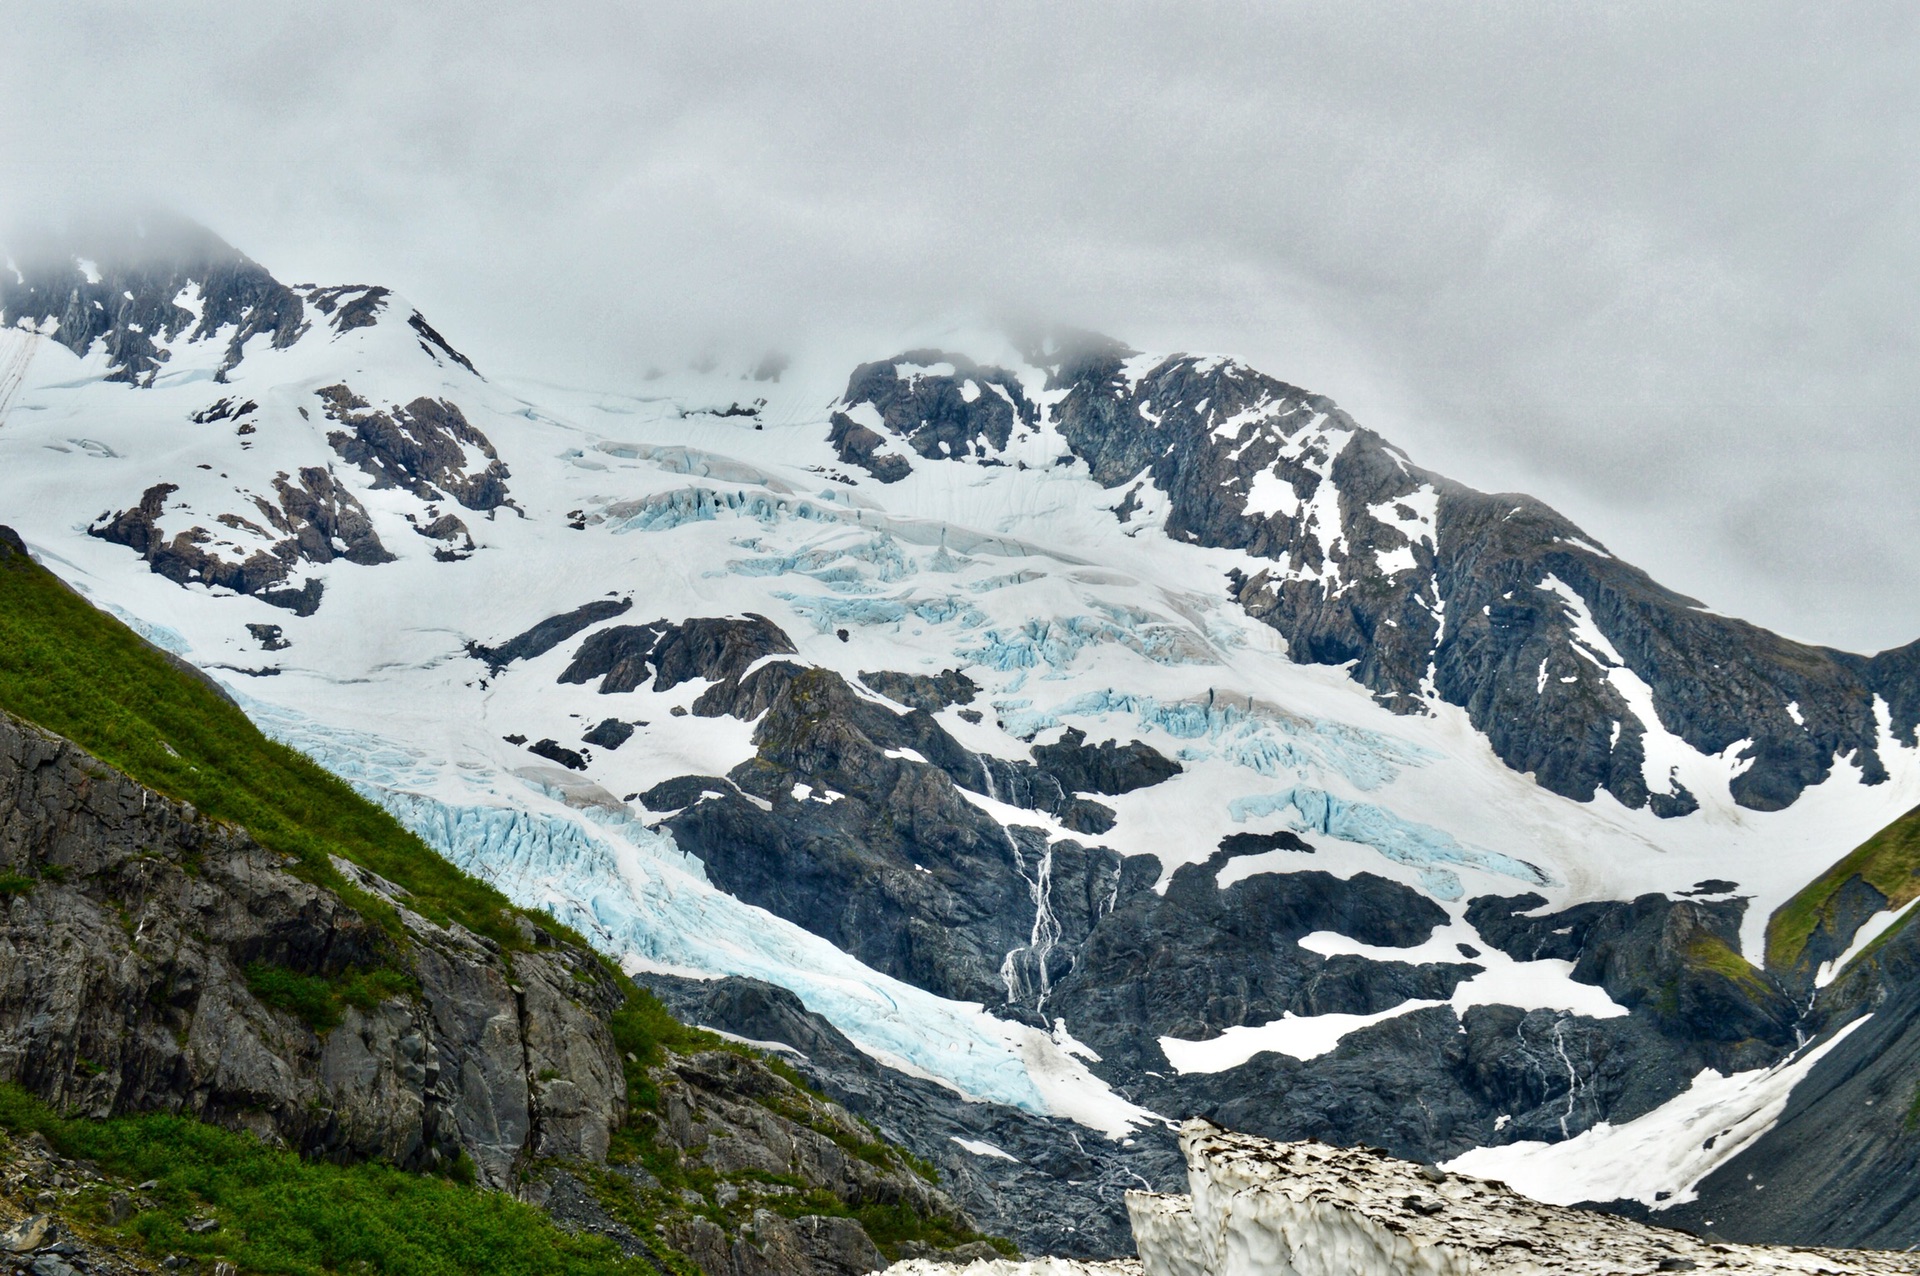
6, 0, 1919, 650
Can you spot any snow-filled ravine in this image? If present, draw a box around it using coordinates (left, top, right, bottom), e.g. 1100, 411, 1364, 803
4, 274, 1918, 1184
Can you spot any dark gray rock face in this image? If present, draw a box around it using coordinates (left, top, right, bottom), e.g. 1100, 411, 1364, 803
1658, 913, 1920, 1248
1030, 727, 1181, 796
583, 718, 636, 749
693, 660, 808, 719
657, 661, 1187, 1010
317, 384, 513, 513
641, 652, 1826, 1198
0, 708, 626, 1189
641, 974, 1185, 1259
641, 654, 1770, 1180
1168, 1001, 1711, 1171
971, 753, 1118, 835
560, 615, 798, 695
247, 622, 290, 651
1467, 893, 1799, 1071
1047, 860, 1459, 1072
530, 1031, 990, 1276
663, 667, 1040, 1006
827, 352, 1039, 482
407, 311, 479, 374
1215, 830, 1313, 858
1046, 348, 1918, 812
0, 215, 306, 385
306, 284, 390, 332
528, 738, 589, 771
88, 469, 393, 615
468, 597, 634, 672
857, 668, 979, 712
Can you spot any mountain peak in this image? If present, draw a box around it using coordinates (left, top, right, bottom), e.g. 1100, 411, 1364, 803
2, 211, 302, 386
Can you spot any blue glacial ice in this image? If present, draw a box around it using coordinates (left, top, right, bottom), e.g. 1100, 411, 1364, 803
999, 688, 1431, 792
725, 534, 915, 590
238, 692, 1059, 1116
102, 604, 193, 655
606, 486, 854, 534
1229, 786, 1550, 900
958, 609, 1211, 673
777, 591, 990, 634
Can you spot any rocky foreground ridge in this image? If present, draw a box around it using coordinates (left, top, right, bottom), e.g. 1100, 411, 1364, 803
891, 1120, 1920, 1276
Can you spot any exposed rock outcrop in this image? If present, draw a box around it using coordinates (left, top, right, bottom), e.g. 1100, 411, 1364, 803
560, 614, 798, 696
0, 215, 306, 385
1468, 892, 1800, 1070
0, 707, 624, 1188
858, 669, 980, 713
0, 700, 996, 1274
642, 974, 1184, 1260
827, 353, 1038, 482
89, 469, 394, 615
467, 597, 634, 673
317, 384, 513, 513
1043, 345, 1917, 813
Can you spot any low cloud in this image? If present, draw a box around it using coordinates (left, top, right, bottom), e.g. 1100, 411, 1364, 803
7, 1, 1917, 649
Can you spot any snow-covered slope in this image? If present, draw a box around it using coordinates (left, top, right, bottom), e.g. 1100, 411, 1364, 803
5, 223, 1918, 1246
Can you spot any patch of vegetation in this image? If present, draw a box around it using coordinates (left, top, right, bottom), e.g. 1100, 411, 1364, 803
0, 1084, 648, 1276
0, 870, 39, 897
1906, 1078, 1920, 1133
245, 961, 418, 1033
1767, 805, 1920, 972
0, 539, 529, 949
1685, 931, 1772, 994
595, 987, 1004, 1263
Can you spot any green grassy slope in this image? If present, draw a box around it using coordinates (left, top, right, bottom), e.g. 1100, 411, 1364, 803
0, 1087, 645, 1276
0, 530, 529, 948
1767, 804, 1920, 974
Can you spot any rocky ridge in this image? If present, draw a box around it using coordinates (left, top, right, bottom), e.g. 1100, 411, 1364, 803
0, 215, 304, 387
0, 704, 624, 1188
478, 597, 1824, 1210
832, 342, 1920, 814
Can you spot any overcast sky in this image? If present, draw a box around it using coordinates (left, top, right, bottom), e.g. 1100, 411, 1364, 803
6, 2, 1918, 652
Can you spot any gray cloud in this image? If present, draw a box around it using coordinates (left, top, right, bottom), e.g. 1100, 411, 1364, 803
6, 0, 1918, 650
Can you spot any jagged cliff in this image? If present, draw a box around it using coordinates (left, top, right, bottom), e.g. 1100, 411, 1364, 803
0, 703, 626, 1185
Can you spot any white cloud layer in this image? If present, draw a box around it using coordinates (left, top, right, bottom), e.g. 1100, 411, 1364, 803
6, 0, 1918, 650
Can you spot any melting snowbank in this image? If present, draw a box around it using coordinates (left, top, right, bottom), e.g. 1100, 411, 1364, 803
1442, 1017, 1871, 1209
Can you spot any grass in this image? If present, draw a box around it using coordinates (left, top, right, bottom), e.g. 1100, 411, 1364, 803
1686, 931, 1774, 994
246, 962, 420, 1034
0, 1084, 647, 1276
0, 537, 530, 949
1766, 804, 1920, 973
